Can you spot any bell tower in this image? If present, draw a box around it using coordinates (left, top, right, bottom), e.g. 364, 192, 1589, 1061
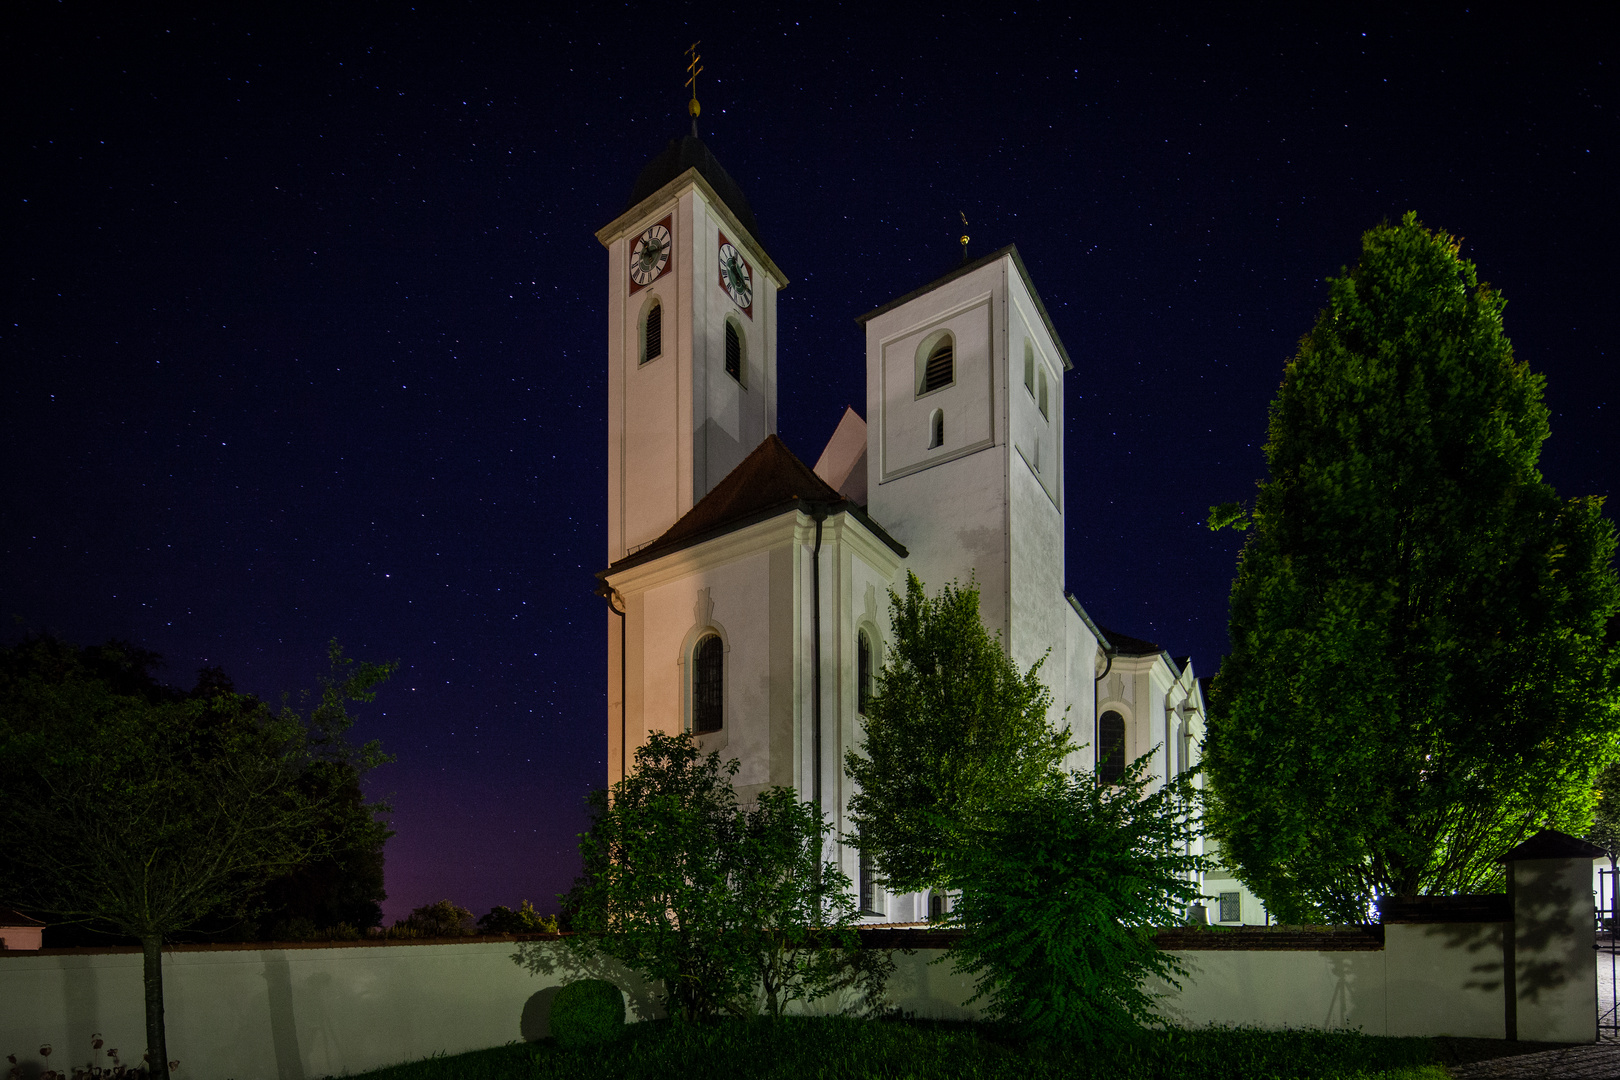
596, 135, 788, 563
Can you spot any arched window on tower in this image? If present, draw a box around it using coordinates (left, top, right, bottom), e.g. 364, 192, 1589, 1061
1023, 340, 1036, 396
857, 629, 873, 715
928, 408, 944, 449
692, 634, 724, 733
1038, 366, 1050, 420
724, 320, 744, 384
642, 299, 662, 365
918, 332, 955, 395
1098, 709, 1126, 784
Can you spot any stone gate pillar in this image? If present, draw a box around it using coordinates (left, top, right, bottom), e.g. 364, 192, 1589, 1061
1499, 829, 1604, 1043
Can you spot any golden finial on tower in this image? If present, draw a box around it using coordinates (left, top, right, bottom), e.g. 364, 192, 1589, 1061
685, 42, 704, 137
959, 211, 971, 261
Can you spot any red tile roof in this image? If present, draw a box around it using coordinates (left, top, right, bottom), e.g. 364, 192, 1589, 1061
606, 435, 846, 573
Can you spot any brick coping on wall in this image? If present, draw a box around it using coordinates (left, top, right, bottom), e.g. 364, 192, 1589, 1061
4, 924, 1407, 958
0, 933, 567, 957
3, 928, 957, 957
1153, 925, 1387, 951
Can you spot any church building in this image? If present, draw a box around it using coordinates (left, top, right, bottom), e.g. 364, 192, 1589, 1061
594, 134, 1247, 924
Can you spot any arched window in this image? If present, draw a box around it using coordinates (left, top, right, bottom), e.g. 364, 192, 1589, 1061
929, 892, 947, 920
928, 408, 944, 449
1098, 709, 1126, 784
857, 629, 873, 715
642, 299, 662, 365
692, 634, 724, 733
1038, 366, 1049, 420
1023, 340, 1035, 395
917, 331, 955, 395
724, 320, 744, 384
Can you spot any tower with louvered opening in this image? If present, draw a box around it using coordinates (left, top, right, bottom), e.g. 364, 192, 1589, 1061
857, 246, 1072, 682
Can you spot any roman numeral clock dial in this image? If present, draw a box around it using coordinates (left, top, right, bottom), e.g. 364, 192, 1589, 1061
629, 221, 671, 289
717, 235, 753, 315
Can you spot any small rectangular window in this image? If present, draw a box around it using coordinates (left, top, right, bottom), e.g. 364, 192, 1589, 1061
1219, 891, 1241, 923
859, 852, 884, 916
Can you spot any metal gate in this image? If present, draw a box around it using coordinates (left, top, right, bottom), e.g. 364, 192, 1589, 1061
1599, 866, 1618, 1039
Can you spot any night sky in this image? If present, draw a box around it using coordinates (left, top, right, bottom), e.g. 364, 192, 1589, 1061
4, 6, 1614, 922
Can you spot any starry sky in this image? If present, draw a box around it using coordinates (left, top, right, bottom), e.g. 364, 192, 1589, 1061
3, 5, 1614, 922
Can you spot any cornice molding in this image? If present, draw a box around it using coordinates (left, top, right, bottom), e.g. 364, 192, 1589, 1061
596, 168, 788, 289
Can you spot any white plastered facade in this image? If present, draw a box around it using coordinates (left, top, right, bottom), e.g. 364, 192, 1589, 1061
595, 151, 1261, 925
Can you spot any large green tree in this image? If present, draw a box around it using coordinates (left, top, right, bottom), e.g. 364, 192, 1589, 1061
1204, 213, 1620, 923
0, 636, 394, 1075
845, 573, 1072, 893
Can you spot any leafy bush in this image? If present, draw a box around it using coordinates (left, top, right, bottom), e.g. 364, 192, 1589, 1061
942, 756, 1205, 1046
549, 979, 624, 1048
478, 899, 559, 935
264, 916, 362, 942
394, 900, 473, 938
566, 732, 867, 1021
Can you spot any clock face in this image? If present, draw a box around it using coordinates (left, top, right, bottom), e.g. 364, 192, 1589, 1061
717, 236, 754, 313
630, 222, 671, 287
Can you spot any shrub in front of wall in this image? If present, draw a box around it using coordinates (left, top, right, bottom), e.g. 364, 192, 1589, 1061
549, 979, 625, 1048
478, 899, 560, 935
395, 899, 474, 937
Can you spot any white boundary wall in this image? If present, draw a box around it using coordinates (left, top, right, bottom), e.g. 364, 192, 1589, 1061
1155, 925, 1509, 1039
0, 939, 658, 1080
0, 899, 1597, 1080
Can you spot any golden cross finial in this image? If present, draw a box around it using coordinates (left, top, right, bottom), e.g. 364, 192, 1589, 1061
959, 211, 971, 261
685, 42, 704, 137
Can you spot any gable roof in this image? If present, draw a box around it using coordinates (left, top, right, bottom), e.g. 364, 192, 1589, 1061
854, 244, 1073, 371
604, 435, 904, 575
1496, 828, 1609, 862
1097, 626, 1163, 657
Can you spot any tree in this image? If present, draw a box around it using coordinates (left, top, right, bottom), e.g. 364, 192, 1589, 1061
1203, 213, 1620, 923
394, 899, 474, 937
730, 785, 868, 1019
0, 636, 394, 1075
943, 757, 1205, 1045
1586, 762, 1620, 860
844, 573, 1073, 893
478, 899, 559, 935
252, 759, 391, 940
565, 731, 861, 1021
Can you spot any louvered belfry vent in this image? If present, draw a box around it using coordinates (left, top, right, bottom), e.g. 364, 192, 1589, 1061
725, 322, 742, 381
643, 302, 662, 363
922, 339, 954, 393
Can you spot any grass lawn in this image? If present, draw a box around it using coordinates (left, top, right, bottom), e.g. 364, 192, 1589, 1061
324, 1017, 1450, 1080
